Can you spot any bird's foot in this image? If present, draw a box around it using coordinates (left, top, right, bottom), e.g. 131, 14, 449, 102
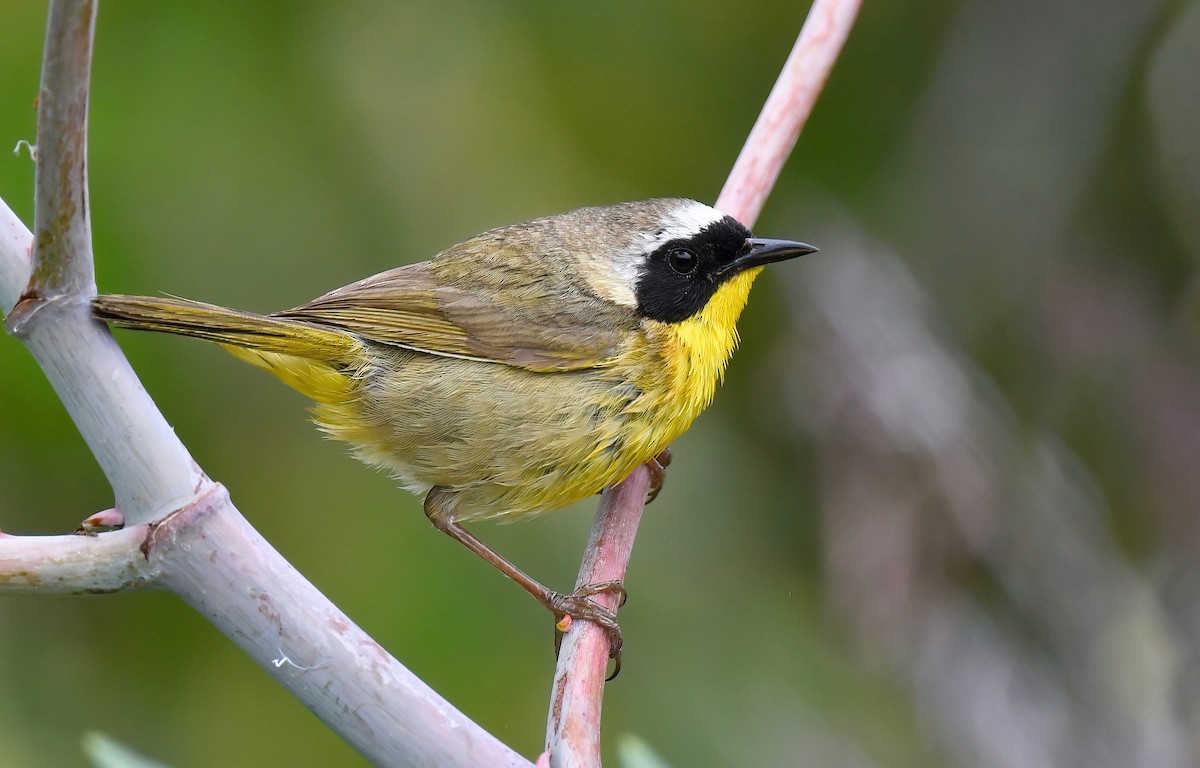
550, 581, 627, 679
645, 448, 673, 504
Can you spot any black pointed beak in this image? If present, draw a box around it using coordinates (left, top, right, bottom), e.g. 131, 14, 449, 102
717, 238, 818, 277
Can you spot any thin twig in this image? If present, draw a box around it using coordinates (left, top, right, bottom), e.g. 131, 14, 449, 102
543, 1, 861, 764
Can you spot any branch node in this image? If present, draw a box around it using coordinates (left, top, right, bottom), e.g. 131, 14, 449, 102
3, 289, 89, 338
141, 481, 227, 560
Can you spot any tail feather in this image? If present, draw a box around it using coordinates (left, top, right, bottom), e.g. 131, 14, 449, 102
92, 294, 360, 362
92, 294, 366, 404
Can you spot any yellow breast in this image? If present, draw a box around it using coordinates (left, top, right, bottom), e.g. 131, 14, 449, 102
651, 267, 761, 434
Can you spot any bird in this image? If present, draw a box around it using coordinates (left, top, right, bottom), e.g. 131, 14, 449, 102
92, 197, 815, 667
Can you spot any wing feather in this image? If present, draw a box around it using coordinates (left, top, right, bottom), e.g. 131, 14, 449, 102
275, 260, 637, 372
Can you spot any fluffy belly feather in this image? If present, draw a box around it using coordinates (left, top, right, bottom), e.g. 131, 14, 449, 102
313, 342, 700, 523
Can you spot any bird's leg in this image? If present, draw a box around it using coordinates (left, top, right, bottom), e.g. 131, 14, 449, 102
424, 488, 625, 663
644, 447, 673, 504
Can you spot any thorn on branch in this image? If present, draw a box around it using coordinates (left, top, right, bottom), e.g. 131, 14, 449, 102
78, 507, 124, 534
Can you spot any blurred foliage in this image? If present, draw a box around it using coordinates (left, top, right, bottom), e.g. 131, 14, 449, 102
3, 1, 1199, 767
83, 732, 173, 768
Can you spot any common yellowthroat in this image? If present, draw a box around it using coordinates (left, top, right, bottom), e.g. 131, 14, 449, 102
92, 198, 814, 662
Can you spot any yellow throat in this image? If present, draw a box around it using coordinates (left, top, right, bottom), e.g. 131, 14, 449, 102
656, 266, 762, 430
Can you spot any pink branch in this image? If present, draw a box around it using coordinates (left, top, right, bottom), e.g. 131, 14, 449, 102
543, 1, 861, 764
544, 469, 653, 766
717, 0, 862, 229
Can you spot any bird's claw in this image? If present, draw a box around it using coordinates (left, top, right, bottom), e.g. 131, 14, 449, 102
573, 579, 627, 607
550, 582, 627, 679
645, 448, 672, 504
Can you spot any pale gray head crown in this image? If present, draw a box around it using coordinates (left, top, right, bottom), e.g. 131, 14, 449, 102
570, 198, 727, 309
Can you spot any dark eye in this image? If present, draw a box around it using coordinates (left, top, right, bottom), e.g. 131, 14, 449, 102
667, 248, 698, 275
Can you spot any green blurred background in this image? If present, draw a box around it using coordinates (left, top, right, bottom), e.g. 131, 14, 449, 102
4, 1, 1200, 766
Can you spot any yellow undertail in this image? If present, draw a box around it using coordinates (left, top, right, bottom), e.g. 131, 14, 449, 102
92, 294, 363, 404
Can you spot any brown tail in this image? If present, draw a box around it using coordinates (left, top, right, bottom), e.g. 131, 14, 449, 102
92, 294, 360, 363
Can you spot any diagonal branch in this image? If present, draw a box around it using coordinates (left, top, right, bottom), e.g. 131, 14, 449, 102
716, 0, 862, 227
543, 1, 862, 764
0, 3, 530, 765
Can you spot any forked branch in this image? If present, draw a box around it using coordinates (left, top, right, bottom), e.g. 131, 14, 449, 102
0, 1, 861, 766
